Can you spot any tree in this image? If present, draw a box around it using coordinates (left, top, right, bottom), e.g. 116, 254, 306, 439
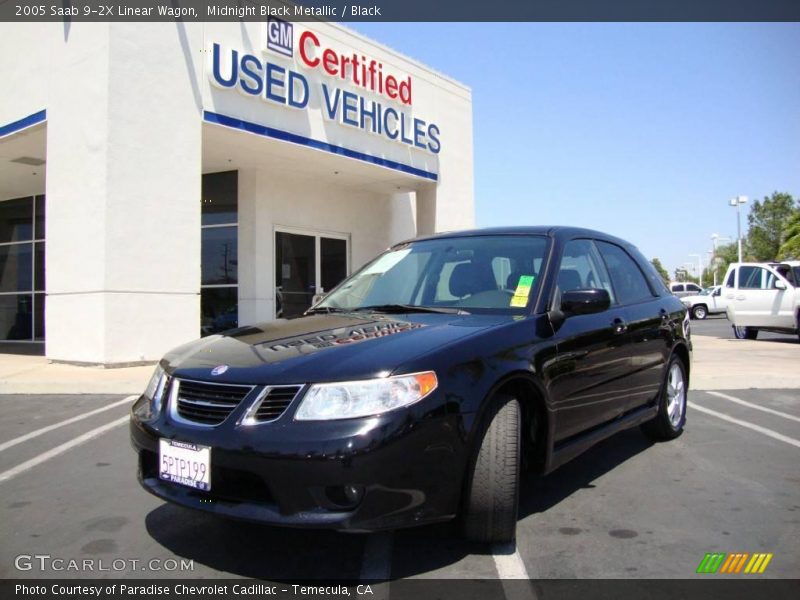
673, 268, 698, 284
778, 211, 800, 260
708, 241, 739, 285
746, 192, 798, 261
650, 258, 670, 285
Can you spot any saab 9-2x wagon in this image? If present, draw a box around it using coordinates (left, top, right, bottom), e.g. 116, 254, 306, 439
131, 227, 691, 543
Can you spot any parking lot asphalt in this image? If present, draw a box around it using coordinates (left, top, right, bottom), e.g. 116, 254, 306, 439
1, 384, 798, 582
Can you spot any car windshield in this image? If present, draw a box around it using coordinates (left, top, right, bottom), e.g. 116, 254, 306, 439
314, 235, 550, 314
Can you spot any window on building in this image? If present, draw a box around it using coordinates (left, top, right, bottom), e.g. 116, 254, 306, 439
0, 196, 46, 341
201, 172, 238, 336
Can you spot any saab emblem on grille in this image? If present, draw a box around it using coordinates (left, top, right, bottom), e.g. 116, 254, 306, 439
211, 365, 229, 376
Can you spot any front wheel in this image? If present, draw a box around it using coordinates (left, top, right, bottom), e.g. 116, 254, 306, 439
691, 305, 708, 320
642, 355, 687, 441
733, 325, 758, 340
462, 394, 520, 544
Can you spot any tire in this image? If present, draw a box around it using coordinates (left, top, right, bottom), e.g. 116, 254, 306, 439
462, 394, 521, 544
641, 355, 687, 441
691, 305, 708, 320
732, 325, 758, 340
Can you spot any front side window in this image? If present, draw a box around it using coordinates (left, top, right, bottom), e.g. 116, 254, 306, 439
596, 241, 654, 305
557, 239, 616, 304
318, 235, 549, 313
738, 266, 772, 290
686, 284, 702, 293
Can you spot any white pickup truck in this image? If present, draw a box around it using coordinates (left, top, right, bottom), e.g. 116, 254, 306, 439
680, 285, 728, 320
722, 261, 800, 340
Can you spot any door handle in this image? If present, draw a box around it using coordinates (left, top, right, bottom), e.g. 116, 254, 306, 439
612, 318, 628, 335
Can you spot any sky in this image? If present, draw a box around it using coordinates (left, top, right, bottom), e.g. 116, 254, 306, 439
350, 22, 800, 278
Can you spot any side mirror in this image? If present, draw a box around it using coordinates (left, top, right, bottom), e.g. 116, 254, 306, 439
561, 288, 611, 316
774, 280, 787, 290
713, 288, 721, 296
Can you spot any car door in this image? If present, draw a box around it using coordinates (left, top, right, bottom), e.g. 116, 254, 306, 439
548, 239, 633, 442
732, 265, 795, 328
709, 287, 726, 313
595, 241, 667, 414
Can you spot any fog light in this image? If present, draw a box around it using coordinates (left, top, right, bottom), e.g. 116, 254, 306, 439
325, 484, 364, 509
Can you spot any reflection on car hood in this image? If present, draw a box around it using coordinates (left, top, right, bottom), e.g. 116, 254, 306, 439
164, 312, 510, 384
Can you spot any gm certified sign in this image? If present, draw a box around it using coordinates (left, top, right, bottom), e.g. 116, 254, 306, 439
267, 18, 293, 57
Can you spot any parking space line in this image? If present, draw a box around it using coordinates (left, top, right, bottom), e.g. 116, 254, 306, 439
0, 395, 136, 453
0, 415, 128, 484
493, 543, 537, 600
689, 402, 800, 449
705, 391, 800, 424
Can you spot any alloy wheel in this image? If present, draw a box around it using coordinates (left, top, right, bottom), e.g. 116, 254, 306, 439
666, 362, 686, 429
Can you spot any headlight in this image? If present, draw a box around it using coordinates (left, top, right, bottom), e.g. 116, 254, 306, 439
294, 371, 438, 421
134, 364, 168, 420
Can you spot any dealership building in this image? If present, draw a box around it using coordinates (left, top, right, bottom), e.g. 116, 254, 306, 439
0, 21, 474, 365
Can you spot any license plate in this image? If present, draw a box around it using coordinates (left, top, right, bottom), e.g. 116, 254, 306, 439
158, 439, 211, 491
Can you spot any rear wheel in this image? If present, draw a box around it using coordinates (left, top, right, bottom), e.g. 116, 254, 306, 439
691, 305, 708, 320
642, 355, 687, 441
462, 394, 520, 544
732, 325, 758, 340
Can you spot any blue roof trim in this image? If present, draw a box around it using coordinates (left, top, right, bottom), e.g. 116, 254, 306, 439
0, 109, 47, 138
203, 110, 438, 182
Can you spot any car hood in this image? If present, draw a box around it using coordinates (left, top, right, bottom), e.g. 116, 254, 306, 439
164, 312, 511, 384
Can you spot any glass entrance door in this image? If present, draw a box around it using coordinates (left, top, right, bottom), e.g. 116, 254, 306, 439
275, 230, 349, 318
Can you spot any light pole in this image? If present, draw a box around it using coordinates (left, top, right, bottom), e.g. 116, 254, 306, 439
682, 262, 695, 282
710, 234, 731, 286
688, 254, 703, 287
729, 196, 747, 263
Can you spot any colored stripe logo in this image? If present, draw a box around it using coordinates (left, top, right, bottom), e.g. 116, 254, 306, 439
697, 552, 773, 574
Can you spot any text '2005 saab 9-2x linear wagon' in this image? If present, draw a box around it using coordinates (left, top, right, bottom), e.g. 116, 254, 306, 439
130, 227, 691, 543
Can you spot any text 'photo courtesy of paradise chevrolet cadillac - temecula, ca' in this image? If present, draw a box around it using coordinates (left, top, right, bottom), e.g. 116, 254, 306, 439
130, 227, 691, 543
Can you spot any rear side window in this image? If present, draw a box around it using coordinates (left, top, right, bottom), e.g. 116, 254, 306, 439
672, 284, 685, 292
596, 241, 655, 305
629, 246, 670, 295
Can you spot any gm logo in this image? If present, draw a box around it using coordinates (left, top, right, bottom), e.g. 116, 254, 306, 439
267, 17, 293, 57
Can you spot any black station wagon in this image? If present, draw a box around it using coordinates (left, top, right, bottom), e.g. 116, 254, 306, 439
131, 227, 691, 543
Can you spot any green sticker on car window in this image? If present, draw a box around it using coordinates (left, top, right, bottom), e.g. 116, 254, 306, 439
510, 275, 535, 307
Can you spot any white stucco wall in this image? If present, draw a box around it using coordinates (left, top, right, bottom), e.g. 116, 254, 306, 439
237, 167, 417, 326
0, 21, 474, 364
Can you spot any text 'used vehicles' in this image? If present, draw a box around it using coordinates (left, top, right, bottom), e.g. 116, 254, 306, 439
131, 227, 691, 543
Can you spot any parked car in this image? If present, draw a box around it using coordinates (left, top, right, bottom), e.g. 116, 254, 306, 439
131, 227, 691, 543
722, 261, 800, 340
681, 285, 728, 320
669, 281, 703, 298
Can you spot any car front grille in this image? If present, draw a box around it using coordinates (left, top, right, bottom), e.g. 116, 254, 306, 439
173, 379, 254, 426
250, 386, 303, 422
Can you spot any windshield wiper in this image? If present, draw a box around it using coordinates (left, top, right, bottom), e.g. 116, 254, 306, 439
305, 306, 348, 315
352, 304, 469, 315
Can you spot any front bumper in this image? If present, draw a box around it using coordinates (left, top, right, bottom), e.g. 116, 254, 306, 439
130, 393, 466, 532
